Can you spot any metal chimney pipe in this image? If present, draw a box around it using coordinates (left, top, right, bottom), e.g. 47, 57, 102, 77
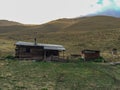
34, 38, 37, 45
34, 32, 37, 45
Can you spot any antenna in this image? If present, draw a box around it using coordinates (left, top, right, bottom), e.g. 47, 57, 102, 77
34, 32, 37, 45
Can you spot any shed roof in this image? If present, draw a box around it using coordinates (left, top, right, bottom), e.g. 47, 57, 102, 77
81, 50, 100, 54
15, 41, 65, 51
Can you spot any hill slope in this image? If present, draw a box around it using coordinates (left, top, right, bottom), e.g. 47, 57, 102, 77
0, 16, 120, 57
36, 16, 120, 32
0, 20, 22, 26
64, 16, 120, 31
0, 16, 120, 33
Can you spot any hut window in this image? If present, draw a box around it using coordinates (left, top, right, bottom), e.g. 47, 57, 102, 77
26, 48, 31, 53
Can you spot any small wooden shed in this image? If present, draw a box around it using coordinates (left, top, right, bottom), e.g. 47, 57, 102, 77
15, 41, 65, 60
81, 50, 100, 61
112, 48, 117, 55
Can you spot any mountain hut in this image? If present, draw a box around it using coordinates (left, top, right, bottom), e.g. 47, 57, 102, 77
15, 41, 65, 61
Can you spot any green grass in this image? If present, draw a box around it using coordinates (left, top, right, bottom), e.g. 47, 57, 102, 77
0, 60, 120, 90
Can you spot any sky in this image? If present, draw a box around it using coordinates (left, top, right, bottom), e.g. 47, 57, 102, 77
0, 0, 120, 24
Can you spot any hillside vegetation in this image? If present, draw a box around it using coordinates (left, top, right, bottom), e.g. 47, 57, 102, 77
0, 60, 120, 90
0, 20, 22, 26
0, 16, 120, 58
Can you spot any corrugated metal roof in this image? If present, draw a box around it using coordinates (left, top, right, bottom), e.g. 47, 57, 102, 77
15, 41, 65, 51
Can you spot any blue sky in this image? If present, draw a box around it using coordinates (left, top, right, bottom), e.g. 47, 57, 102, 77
0, 0, 120, 24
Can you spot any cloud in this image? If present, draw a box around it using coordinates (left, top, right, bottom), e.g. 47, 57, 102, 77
97, 0, 104, 5
90, 0, 120, 17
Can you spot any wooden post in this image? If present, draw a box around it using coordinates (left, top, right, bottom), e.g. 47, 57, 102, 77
63, 50, 65, 59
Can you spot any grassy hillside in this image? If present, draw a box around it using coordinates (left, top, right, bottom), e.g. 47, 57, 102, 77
64, 16, 120, 31
0, 60, 120, 90
0, 16, 120, 59
0, 20, 22, 26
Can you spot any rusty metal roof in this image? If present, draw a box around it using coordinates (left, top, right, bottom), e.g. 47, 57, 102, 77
15, 41, 65, 51
81, 50, 100, 54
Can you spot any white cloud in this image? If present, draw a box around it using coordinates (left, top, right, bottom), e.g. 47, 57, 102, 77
115, 0, 120, 7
